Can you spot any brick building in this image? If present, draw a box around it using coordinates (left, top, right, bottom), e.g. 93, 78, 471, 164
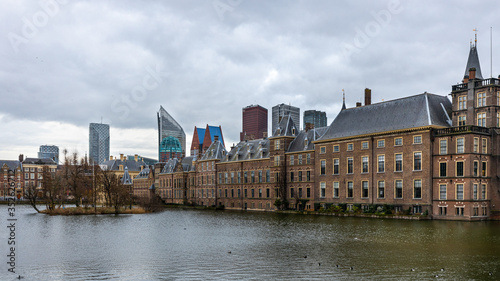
240, 105, 268, 141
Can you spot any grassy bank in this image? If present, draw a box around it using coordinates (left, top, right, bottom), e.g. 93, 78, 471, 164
41, 206, 147, 215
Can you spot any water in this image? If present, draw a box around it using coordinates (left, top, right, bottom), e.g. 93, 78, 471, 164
2, 205, 500, 280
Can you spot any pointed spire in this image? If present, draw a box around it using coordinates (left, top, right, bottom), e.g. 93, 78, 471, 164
341, 89, 346, 110
464, 30, 483, 80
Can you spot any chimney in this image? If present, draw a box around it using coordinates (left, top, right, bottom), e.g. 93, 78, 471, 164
110, 155, 114, 160
356, 102, 362, 107
469, 68, 476, 80
120, 153, 124, 161
134, 154, 138, 162
262, 131, 268, 138
19, 154, 24, 162
214, 135, 219, 142
364, 88, 372, 106
305, 122, 315, 132
463, 75, 469, 83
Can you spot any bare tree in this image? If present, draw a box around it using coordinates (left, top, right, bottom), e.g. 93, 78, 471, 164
96, 166, 132, 213
24, 182, 40, 213
41, 166, 64, 211
274, 162, 288, 210
61, 150, 91, 207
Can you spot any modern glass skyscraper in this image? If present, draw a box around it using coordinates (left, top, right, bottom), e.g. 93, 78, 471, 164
38, 145, 59, 164
89, 123, 110, 164
158, 106, 186, 162
272, 103, 300, 134
303, 110, 327, 129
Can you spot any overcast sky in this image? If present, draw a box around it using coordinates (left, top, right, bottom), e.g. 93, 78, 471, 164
1, 0, 499, 162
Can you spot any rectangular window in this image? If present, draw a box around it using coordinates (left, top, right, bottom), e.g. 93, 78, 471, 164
347, 157, 353, 174
497, 112, 500, 127
474, 137, 479, 153
362, 181, 369, 198
439, 206, 447, 216
440, 162, 447, 177
361, 141, 369, 149
395, 180, 403, 199
439, 139, 447, 155
347, 181, 353, 198
456, 207, 464, 216
244, 171, 248, 183
306, 188, 311, 198
320, 146, 326, 154
307, 171, 311, 181
456, 161, 464, 177
290, 188, 294, 198
456, 184, 464, 200
333, 145, 339, 152
481, 184, 486, 199
414, 179, 422, 199
266, 189, 270, 198
266, 170, 270, 182
458, 115, 466, 126
377, 140, 385, 148
458, 95, 466, 110
333, 182, 339, 198
477, 113, 486, 127
237, 172, 241, 184
298, 171, 302, 181
378, 181, 385, 199
394, 137, 403, 146
362, 156, 369, 173
477, 92, 486, 107
251, 171, 255, 183
457, 138, 464, 153
378, 155, 385, 172
347, 143, 353, 151
413, 135, 422, 144
251, 189, 255, 198
320, 182, 326, 198
298, 154, 303, 165
306, 154, 311, 164
395, 153, 403, 172
231, 172, 234, 184
413, 152, 422, 171
473, 183, 478, 200
274, 156, 280, 166
275, 140, 280, 150
225, 173, 228, 184
244, 189, 247, 198
439, 184, 447, 200
290, 172, 294, 182
482, 138, 487, 154
482, 161, 487, 177
290, 155, 294, 165
320, 160, 326, 175
333, 158, 339, 175
259, 170, 262, 183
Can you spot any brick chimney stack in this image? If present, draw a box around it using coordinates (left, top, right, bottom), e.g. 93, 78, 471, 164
356, 102, 362, 107
19, 154, 24, 162
469, 67, 476, 80
214, 135, 219, 142
364, 88, 372, 106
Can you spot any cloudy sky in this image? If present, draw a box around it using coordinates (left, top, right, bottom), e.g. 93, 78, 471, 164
1, 0, 499, 162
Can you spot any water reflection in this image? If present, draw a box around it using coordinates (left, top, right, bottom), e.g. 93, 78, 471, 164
2, 205, 499, 280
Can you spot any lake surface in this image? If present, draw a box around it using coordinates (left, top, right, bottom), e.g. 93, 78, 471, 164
2, 204, 500, 280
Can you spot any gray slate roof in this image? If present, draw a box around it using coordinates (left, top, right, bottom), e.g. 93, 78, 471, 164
222, 138, 270, 162
288, 127, 328, 152
121, 166, 133, 185
23, 158, 57, 165
0, 160, 22, 171
200, 140, 227, 161
181, 157, 196, 172
272, 115, 298, 137
160, 158, 179, 174
102, 159, 147, 172
134, 166, 150, 179
464, 45, 483, 79
318, 93, 452, 141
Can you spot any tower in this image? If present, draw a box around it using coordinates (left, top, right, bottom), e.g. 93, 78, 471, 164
89, 123, 110, 164
241, 105, 268, 141
158, 106, 186, 161
272, 103, 300, 135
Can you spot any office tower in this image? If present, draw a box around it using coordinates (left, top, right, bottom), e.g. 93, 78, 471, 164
38, 145, 60, 164
240, 105, 268, 141
158, 106, 186, 162
303, 110, 327, 130
89, 123, 110, 164
272, 103, 300, 134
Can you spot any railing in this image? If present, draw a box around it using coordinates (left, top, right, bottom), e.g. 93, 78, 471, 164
475, 78, 500, 87
451, 83, 467, 91
434, 125, 490, 136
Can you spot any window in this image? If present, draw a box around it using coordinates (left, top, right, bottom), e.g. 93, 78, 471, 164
413, 152, 422, 171
320, 146, 326, 154
274, 156, 280, 166
481, 184, 486, 199
482, 162, 487, 177
320, 182, 326, 198
266, 170, 270, 182
333, 182, 339, 198
456, 207, 464, 216
290, 188, 294, 198
458, 95, 466, 110
251, 189, 255, 197
224, 173, 228, 184
377, 140, 385, 148
298, 171, 302, 181
259, 189, 262, 198
458, 115, 466, 126
361, 141, 369, 149
333, 145, 339, 152
439, 184, 447, 200
347, 143, 353, 151
395, 153, 403, 172
498, 112, 500, 127
477, 92, 486, 107
477, 113, 486, 127
413, 179, 422, 199
473, 183, 478, 200
251, 171, 256, 183
275, 140, 280, 150
347, 182, 353, 198
439, 162, 447, 177
244, 171, 248, 183
439, 206, 447, 215
413, 135, 422, 144
482, 138, 487, 153
298, 155, 303, 165
456, 138, 464, 153
306, 188, 311, 198
290, 155, 294, 165
290, 172, 294, 182
439, 139, 447, 155
394, 137, 403, 146
378, 181, 385, 199
320, 160, 326, 175
456, 161, 464, 177
395, 180, 403, 199
378, 155, 385, 172
306, 154, 311, 164
498, 91, 500, 105
362, 181, 369, 198
307, 171, 311, 181
456, 184, 464, 200
474, 137, 479, 153
333, 159, 339, 175
347, 158, 353, 174
266, 189, 270, 198
362, 156, 369, 173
